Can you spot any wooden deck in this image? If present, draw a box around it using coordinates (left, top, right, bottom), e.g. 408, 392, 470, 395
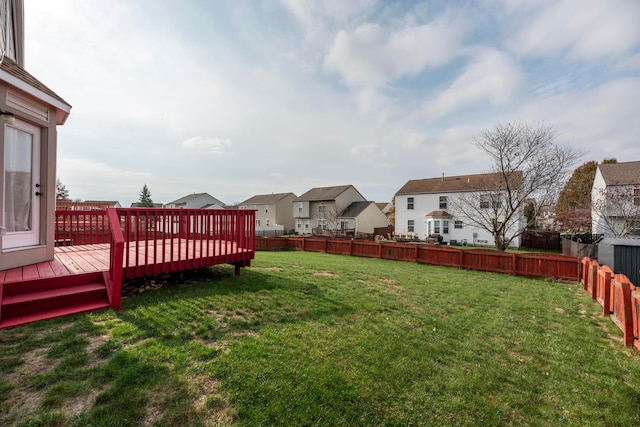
0, 244, 108, 285
0, 239, 250, 285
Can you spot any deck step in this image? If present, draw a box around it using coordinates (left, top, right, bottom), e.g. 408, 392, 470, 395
0, 301, 110, 329
0, 274, 110, 329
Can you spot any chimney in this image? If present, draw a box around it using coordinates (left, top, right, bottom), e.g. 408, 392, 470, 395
442, 173, 445, 181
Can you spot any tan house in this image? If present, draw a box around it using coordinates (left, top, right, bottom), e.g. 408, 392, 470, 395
240, 192, 297, 235
293, 185, 388, 235
0, 1, 72, 270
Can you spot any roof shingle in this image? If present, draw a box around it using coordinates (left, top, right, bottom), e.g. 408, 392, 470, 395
396, 172, 522, 195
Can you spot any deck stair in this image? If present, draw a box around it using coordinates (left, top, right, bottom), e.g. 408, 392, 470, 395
0, 272, 110, 329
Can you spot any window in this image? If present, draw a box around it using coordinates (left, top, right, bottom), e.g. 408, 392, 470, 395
480, 195, 490, 209
318, 219, 327, 229
434, 220, 440, 234
634, 188, 640, 206
264, 205, 269, 213
305, 220, 310, 229
297, 219, 301, 229
256, 220, 261, 227
454, 220, 463, 229
407, 220, 415, 232
318, 203, 327, 213
340, 220, 349, 230
407, 197, 414, 210
266, 219, 270, 226
240, 205, 247, 210
439, 196, 447, 209
443, 220, 449, 234
298, 202, 303, 213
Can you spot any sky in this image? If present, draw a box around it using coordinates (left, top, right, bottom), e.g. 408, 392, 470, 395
24, 0, 640, 207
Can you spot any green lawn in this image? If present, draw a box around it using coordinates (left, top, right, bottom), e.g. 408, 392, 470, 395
1, 251, 639, 426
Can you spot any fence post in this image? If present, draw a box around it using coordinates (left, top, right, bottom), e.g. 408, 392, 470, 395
349, 240, 353, 256
511, 253, 517, 276
600, 268, 612, 317
621, 280, 634, 347
377, 242, 382, 259
302, 238, 306, 252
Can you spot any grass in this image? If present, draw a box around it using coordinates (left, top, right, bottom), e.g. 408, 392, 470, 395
1, 251, 639, 426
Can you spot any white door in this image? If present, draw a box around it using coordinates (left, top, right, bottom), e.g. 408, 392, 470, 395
3, 120, 41, 249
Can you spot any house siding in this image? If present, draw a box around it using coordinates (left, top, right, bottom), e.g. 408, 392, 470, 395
395, 192, 521, 247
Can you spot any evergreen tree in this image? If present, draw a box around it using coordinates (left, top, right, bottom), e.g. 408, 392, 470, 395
56, 178, 70, 201
138, 184, 154, 207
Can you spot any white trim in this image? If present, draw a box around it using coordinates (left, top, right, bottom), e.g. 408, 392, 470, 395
0, 69, 71, 124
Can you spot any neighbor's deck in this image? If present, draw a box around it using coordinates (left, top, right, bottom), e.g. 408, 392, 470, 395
0, 239, 248, 285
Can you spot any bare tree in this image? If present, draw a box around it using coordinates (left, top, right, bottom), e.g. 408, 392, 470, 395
451, 122, 581, 251
315, 202, 345, 236
592, 184, 640, 236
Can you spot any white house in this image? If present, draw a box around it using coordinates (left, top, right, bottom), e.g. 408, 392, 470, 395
165, 192, 225, 209
0, 1, 72, 270
395, 172, 523, 247
240, 192, 297, 235
591, 161, 640, 237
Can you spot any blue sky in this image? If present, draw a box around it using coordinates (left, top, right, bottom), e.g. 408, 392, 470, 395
25, 0, 640, 206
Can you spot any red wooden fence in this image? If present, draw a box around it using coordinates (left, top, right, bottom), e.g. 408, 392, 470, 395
580, 258, 639, 350
255, 237, 581, 281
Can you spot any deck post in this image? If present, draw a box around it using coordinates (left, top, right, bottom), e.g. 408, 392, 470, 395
235, 263, 241, 276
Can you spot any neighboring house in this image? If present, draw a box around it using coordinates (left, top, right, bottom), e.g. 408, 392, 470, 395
591, 161, 640, 237
85, 200, 122, 208
240, 192, 297, 235
395, 172, 523, 247
165, 193, 225, 209
337, 201, 389, 235
293, 185, 387, 235
0, 1, 73, 270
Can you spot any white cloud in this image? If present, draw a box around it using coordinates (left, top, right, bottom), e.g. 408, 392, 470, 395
282, 0, 375, 28
518, 78, 640, 159
424, 48, 524, 118
506, 0, 640, 60
324, 16, 465, 87
181, 137, 232, 155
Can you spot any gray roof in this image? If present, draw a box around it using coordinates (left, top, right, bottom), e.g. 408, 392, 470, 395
599, 161, 640, 186
130, 202, 163, 208
396, 172, 522, 195
294, 185, 355, 202
340, 201, 374, 218
167, 192, 223, 206
84, 200, 120, 207
600, 237, 640, 247
241, 192, 296, 205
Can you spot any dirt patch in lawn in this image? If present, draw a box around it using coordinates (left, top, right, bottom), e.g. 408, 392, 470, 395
313, 271, 336, 277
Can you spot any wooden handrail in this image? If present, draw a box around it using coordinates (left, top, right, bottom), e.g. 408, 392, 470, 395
105, 208, 124, 310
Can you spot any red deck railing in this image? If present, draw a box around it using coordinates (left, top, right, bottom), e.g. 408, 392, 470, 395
114, 208, 255, 279
55, 210, 110, 245
54, 208, 256, 310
